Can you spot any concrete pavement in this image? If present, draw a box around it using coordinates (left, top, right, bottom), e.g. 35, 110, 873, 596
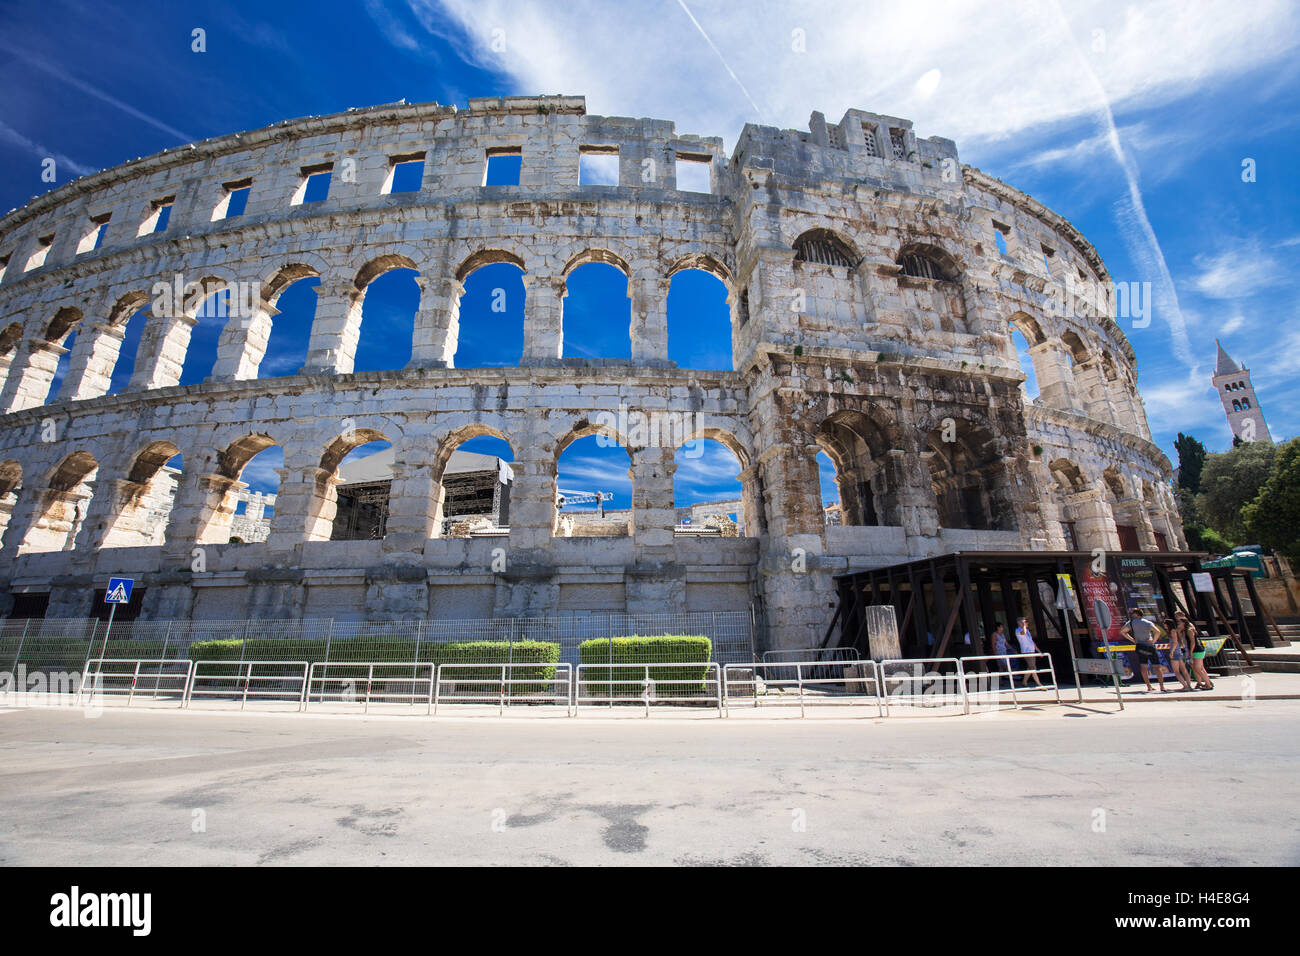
0, 699, 1297, 866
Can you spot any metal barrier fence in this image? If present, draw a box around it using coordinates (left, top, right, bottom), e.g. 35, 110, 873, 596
79, 658, 194, 707
434, 662, 574, 716
959, 653, 1061, 710
575, 662, 724, 716
2, 610, 754, 673
185, 661, 310, 710
305, 662, 436, 714
723, 660, 884, 717
875, 658, 969, 715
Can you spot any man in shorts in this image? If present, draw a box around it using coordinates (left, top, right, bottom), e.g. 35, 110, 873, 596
1120, 606, 1167, 693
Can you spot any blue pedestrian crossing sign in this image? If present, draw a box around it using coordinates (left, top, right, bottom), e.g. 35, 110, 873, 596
104, 578, 134, 604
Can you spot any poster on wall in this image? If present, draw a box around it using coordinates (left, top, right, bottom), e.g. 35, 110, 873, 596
1115, 555, 1166, 620
1078, 561, 1132, 678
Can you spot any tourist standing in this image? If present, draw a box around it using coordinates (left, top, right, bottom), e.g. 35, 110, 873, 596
1165, 614, 1196, 692
1013, 617, 1046, 687
1120, 607, 1167, 693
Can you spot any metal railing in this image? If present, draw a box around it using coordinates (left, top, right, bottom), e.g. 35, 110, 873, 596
185, 660, 310, 710
723, 660, 884, 717
305, 662, 436, 713
959, 653, 1061, 709
876, 657, 969, 715
3, 610, 755, 672
433, 662, 574, 716
79, 658, 194, 707
575, 662, 723, 716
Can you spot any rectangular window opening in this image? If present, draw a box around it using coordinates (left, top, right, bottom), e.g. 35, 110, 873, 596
675, 153, 711, 193
77, 212, 112, 254
889, 127, 908, 160
138, 196, 175, 236
992, 220, 1010, 256
483, 147, 522, 186
0, 252, 11, 284
218, 178, 253, 219
386, 151, 427, 194
1041, 243, 1055, 274
25, 233, 54, 271
861, 123, 880, 158
579, 146, 620, 186
296, 163, 334, 205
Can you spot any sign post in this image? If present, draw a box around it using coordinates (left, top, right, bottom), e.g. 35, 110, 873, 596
101, 578, 134, 658
1057, 571, 1123, 709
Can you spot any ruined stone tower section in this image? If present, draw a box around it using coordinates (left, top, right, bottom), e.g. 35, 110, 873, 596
0, 96, 1183, 650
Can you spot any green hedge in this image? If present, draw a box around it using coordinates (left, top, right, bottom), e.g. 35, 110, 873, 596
578, 635, 712, 698
186, 638, 561, 694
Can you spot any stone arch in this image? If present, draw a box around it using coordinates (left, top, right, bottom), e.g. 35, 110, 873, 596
0, 459, 21, 542
561, 253, 632, 360
44, 306, 83, 344
243, 262, 325, 380
192, 432, 283, 545
666, 265, 732, 370
0, 322, 22, 396
666, 252, 732, 283
554, 417, 633, 537
923, 421, 1014, 531
432, 424, 515, 537
896, 241, 961, 281
1060, 329, 1089, 366
18, 450, 98, 554
561, 247, 632, 278
1049, 457, 1087, 494
216, 432, 279, 481
354, 253, 420, 292
315, 427, 397, 542
453, 252, 527, 368
98, 440, 182, 549
455, 249, 526, 282
1009, 310, 1046, 346
816, 410, 900, 527
792, 228, 859, 268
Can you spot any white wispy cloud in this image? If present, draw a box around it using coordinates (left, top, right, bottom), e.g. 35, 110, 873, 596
1190, 243, 1287, 300
0, 120, 97, 178
405, 0, 1297, 149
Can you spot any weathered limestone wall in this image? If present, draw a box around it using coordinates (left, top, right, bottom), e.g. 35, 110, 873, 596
0, 96, 1181, 651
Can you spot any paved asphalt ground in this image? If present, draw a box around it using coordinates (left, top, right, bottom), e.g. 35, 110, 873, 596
1, 699, 1296, 866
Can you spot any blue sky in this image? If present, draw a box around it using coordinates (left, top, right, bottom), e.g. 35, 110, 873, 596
2, 0, 1298, 515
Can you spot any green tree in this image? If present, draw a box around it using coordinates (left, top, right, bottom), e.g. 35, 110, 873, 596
1243, 437, 1300, 562
1196, 440, 1276, 544
1174, 433, 1207, 493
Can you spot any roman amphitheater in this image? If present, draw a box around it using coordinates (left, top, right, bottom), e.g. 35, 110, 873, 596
0, 95, 1185, 651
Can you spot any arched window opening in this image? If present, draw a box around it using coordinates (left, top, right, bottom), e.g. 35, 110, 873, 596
259, 276, 319, 378
455, 262, 525, 367
1242, 398, 1251, 409
44, 328, 77, 405
563, 261, 631, 360
816, 451, 841, 527
353, 268, 418, 371
107, 306, 149, 394
1061, 330, 1088, 369
0, 460, 22, 542
208, 437, 282, 545
1232, 399, 1242, 412
816, 412, 897, 527
329, 438, 395, 541
925, 423, 1013, 532
667, 269, 731, 370
179, 288, 229, 385
793, 229, 856, 268
555, 433, 632, 537
101, 443, 182, 549
437, 433, 515, 538
673, 438, 746, 536
1010, 327, 1039, 402
18, 451, 97, 554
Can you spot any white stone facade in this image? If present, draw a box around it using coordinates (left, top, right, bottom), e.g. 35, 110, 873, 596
0, 95, 1183, 650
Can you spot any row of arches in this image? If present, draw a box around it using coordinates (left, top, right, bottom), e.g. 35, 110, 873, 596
0, 424, 754, 557
0, 248, 738, 414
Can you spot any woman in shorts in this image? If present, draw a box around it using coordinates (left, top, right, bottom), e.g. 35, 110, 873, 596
1174, 610, 1214, 691
1165, 615, 1195, 692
